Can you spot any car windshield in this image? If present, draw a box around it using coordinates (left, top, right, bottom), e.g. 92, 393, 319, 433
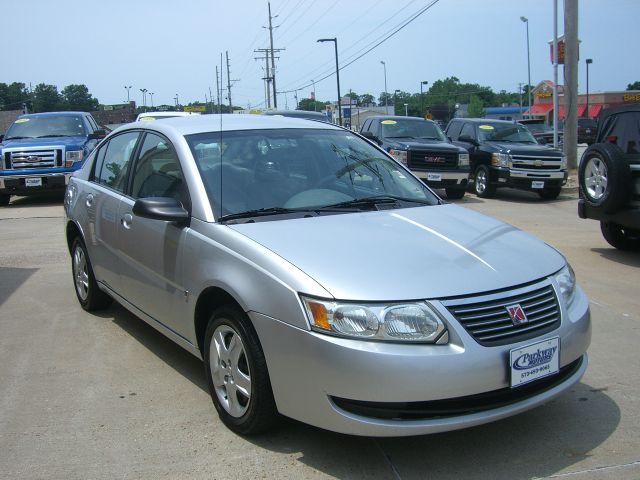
477, 122, 537, 143
381, 119, 446, 140
520, 122, 549, 133
4, 115, 87, 139
186, 128, 439, 220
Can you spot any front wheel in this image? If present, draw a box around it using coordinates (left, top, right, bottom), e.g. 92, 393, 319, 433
71, 237, 112, 311
538, 187, 562, 200
473, 165, 495, 198
600, 222, 640, 251
204, 306, 278, 435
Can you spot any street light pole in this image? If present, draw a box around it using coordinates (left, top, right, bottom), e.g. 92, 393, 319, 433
380, 60, 388, 114
420, 80, 428, 118
586, 58, 593, 118
317, 38, 342, 126
124, 85, 132, 103
149, 92, 154, 108
139, 88, 147, 110
404, 103, 408, 116
520, 16, 532, 116
394, 89, 400, 115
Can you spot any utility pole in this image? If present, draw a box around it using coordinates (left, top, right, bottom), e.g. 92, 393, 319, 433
209, 87, 214, 114
518, 82, 523, 117
268, 2, 278, 108
564, 0, 579, 169
226, 51, 233, 111
255, 48, 277, 109
553, 0, 559, 147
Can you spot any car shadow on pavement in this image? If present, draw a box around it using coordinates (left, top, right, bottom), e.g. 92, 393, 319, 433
6, 193, 64, 208
465, 188, 578, 205
591, 248, 640, 267
247, 383, 620, 480
0, 267, 38, 307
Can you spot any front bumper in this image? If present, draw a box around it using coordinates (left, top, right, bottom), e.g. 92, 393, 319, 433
412, 171, 469, 188
250, 285, 591, 436
494, 168, 567, 190
0, 172, 73, 195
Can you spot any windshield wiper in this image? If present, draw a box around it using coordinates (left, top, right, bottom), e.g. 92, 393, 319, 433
320, 195, 432, 211
4, 136, 30, 140
219, 206, 314, 223
386, 135, 414, 139
418, 136, 440, 140
36, 134, 73, 138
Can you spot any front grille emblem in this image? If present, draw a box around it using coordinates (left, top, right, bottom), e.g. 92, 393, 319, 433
26, 155, 40, 162
506, 304, 528, 325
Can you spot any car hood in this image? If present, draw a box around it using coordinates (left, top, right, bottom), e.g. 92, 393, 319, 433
229, 204, 565, 300
484, 141, 562, 156
0, 135, 88, 149
385, 138, 463, 153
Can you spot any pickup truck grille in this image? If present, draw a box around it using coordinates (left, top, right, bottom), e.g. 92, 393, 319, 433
408, 150, 458, 170
3, 148, 63, 170
442, 282, 561, 346
511, 154, 563, 171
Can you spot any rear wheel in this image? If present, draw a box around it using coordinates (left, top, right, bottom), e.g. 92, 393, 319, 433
600, 222, 640, 251
579, 144, 631, 213
473, 165, 495, 198
71, 237, 112, 311
0, 194, 10, 207
445, 187, 466, 200
538, 187, 562, 200
204, 306, 278, 435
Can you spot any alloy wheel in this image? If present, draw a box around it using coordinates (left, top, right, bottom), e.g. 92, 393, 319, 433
73, 245, 89, 302
584, 156, 608, 201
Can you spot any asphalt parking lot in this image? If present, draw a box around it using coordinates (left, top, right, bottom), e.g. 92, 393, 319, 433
1, 188, 639, 480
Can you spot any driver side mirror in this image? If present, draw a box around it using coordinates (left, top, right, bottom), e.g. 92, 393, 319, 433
88, 129, 107, 141
458, 134, 479, 146
360, 131, 381, 144
0, 134, 4, 142
132, 197, 189, 224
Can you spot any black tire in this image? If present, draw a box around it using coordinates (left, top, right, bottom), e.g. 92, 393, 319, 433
445, 187, 466, 200
203, 306, 279, 435
70, 237, 112, 311
600, 222, 640, 251
473, 165, 495, 198
538, 187, 562, 200
0, 194, 10, 207
579, 143, 631, 213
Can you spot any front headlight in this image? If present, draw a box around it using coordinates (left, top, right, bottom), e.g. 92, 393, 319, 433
65, 150, 83, 166
553, 264, 576, 306
389, 149, 408, 165
301, 295, 447, 343
458, 153, 470, 166
491, 152, 511, 168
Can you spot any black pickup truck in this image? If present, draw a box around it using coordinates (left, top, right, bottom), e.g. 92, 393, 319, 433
446, 118, 567, 199
578, 105, 640, 250
360, 116, 470, 199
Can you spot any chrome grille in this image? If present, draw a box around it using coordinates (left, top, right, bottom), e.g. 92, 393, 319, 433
4, 148, 63, 169
442, 283, 561, 346
511, 154, 563, 171
408, 150, 458, 170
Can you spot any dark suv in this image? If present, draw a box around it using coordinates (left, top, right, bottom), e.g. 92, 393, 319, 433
577, 117, 597, 145
578, 105, 640, 250
446, 118, 567, 199
360, 116, 470, 199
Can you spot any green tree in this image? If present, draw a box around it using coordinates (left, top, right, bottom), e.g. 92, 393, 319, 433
468, 95, 486, 117
297, 98, 325, 112
31, 83, 62, 112
61, 84, 99, 111
627, 81, 640, 90
0, 82, 29, 111
358, 93, 375, 106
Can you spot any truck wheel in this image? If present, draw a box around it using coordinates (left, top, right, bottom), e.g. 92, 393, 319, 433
579, 143, 631, 213
71, 237, 112, 311
204, 306, 279, 435
538, 187, 561, 200
600, 222, 640, 251
0, 194, 9, 207
473, 165, 495, 198
445, 187, 466, 200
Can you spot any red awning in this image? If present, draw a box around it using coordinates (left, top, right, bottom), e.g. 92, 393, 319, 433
557, 105, 565, 118
588, 104, 603, 118
526, 103, 553, 115
577, 104, 586, 117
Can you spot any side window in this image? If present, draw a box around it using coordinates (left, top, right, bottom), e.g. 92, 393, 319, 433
96, 131, 140, 193
86, 115, 98, 132
446, 120, 463, 140
131, 133, 190, 208
460, 123, 476, 140
361, 119, 372, 133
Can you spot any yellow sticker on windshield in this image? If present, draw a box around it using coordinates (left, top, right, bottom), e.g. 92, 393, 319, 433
381, 120, 397, 124
139, 117, 155, 121
15, 118, 29, 123
479, 125, 494, 130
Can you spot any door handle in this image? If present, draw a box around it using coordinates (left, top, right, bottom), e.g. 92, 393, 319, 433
121, 213, 133, 229
86, 193, 94, 207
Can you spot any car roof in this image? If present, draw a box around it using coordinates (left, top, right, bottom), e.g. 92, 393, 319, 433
114, 113, 343, 136
263, 110, 327, 118
20, 111, 89, 118
452, 118, 517, 124
367, 115, 434, 122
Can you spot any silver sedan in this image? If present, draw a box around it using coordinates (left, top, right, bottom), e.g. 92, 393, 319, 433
64, 114, 591, 436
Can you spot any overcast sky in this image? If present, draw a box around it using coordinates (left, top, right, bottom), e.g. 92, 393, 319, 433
3, 0, 638, 109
